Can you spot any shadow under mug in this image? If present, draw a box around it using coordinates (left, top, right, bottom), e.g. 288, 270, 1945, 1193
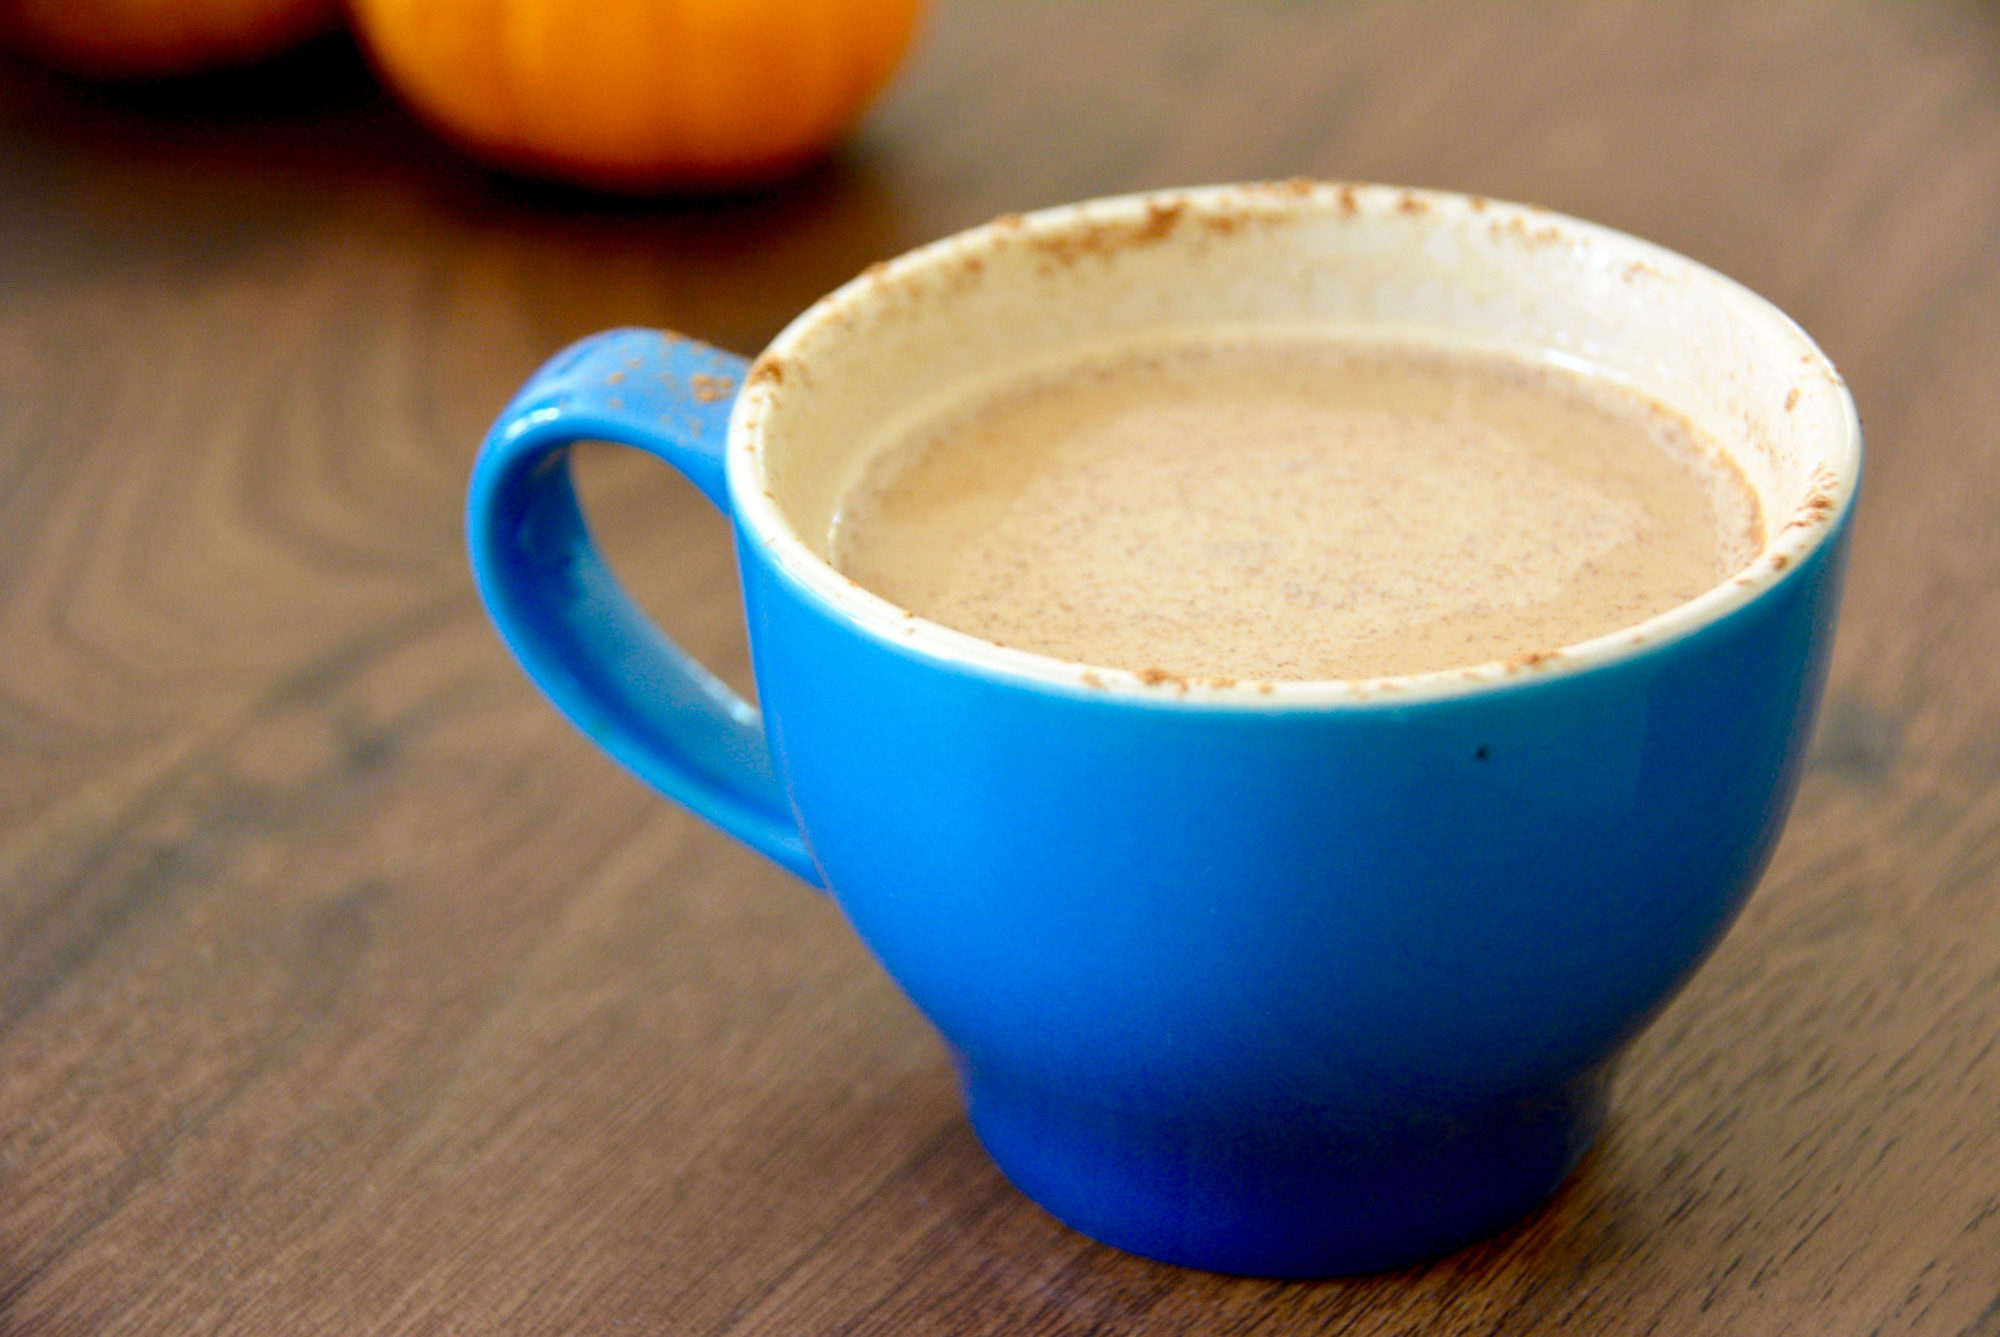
466, 182, 1860, 1276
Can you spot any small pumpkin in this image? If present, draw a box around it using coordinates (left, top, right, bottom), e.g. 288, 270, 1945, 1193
348, 0, 925, 191
0, 0, 343, 78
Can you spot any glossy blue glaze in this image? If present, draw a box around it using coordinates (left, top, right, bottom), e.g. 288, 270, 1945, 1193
469, 327, 1852, 1276
466, 329, 819, 883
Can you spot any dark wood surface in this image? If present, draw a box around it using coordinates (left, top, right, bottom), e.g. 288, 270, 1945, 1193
2, 2, 1997, 1332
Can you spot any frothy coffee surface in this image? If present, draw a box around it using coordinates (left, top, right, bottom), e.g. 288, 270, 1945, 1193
830, 336, 1763, 681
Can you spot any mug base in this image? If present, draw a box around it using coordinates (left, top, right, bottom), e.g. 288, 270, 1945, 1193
962, 1065, 1611, 1277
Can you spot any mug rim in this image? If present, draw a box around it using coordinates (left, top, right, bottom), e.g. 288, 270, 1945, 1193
727, 180, 1862, 709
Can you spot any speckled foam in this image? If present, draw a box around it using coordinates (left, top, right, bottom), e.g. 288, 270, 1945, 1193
830, 335, 1763, 681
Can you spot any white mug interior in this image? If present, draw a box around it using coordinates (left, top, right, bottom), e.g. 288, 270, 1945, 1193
729, 181, 1861, 703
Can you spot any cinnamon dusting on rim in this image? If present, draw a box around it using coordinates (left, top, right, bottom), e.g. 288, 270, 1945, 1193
1202, 183, 1323, 234
1490, 215, 1568, 249
1026, 197, 1189, 267
747, 355, 787, 387
1139, 199, 1186, 240
1501, 649, 1563, 674
1780, 466, 1842, 534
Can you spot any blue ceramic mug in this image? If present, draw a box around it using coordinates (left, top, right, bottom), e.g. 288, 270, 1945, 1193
466, 183, 1860, 1276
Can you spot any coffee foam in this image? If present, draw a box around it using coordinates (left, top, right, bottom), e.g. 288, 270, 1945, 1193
829, 335, 1763, 682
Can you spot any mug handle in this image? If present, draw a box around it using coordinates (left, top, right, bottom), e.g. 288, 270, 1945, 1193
466, 328, 823, 887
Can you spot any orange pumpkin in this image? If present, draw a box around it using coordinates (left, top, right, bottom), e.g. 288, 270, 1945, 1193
0, 0, 342, 78
348, 0, 925, 191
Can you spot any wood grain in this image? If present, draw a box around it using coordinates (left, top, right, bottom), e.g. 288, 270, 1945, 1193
1, 1, 1997, 1332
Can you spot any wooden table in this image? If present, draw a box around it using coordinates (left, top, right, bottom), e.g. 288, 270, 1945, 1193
2, 2, 1996, 1331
